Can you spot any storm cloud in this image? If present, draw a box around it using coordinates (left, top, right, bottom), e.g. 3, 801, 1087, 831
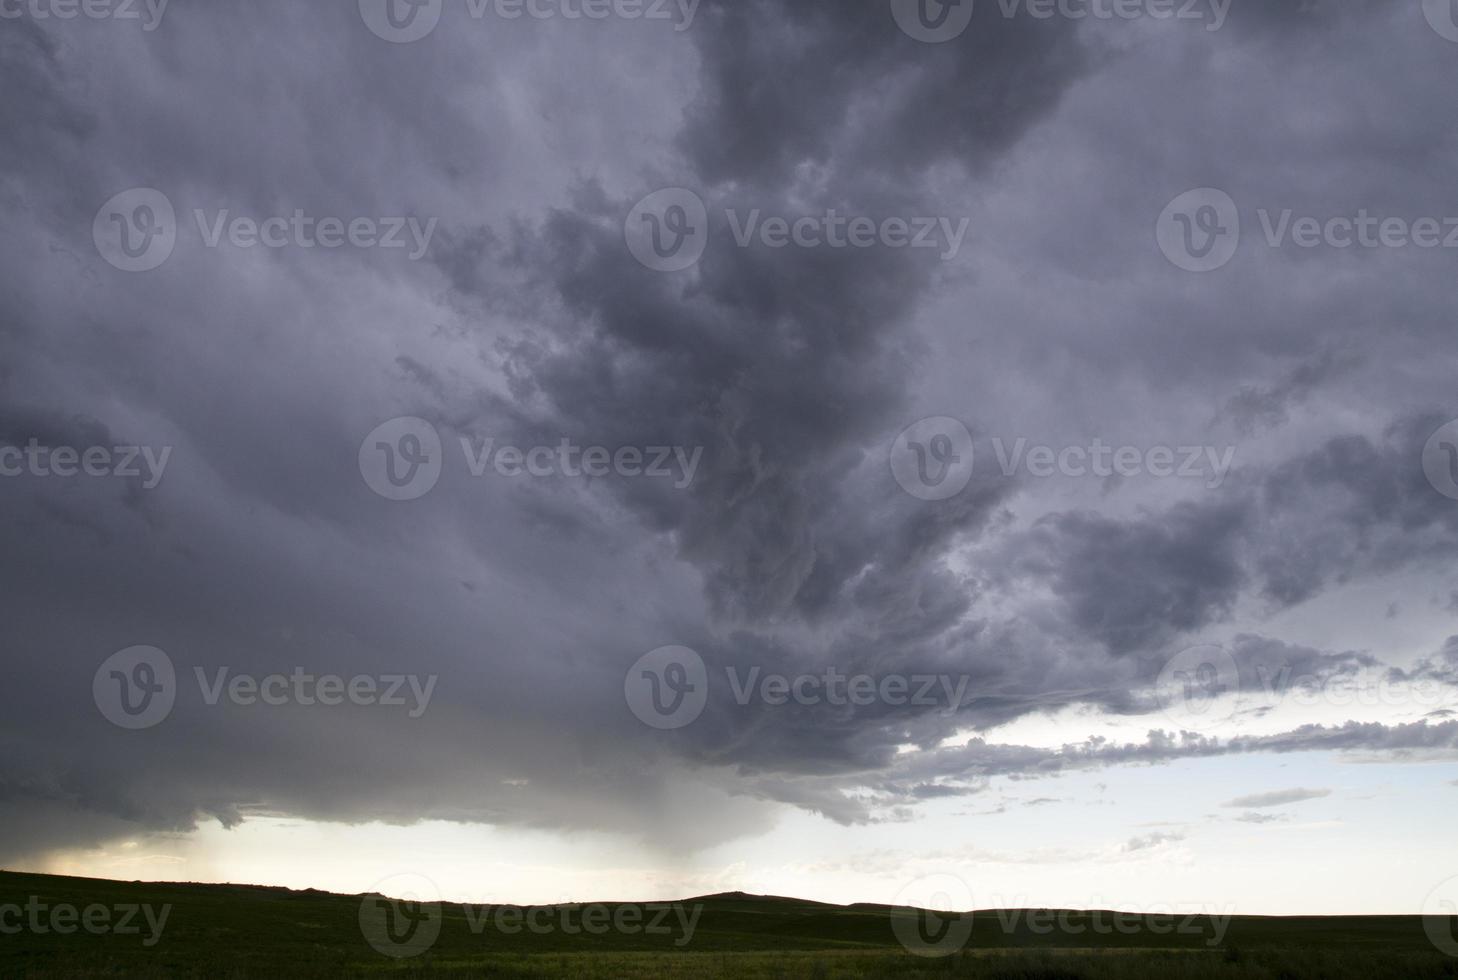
1, 0, 1457, 872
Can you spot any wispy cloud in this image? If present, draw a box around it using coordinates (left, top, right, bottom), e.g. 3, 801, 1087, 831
1221, 789, 1331, 810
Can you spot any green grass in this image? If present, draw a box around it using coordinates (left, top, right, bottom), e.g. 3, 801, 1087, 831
1, 871, 1454, 978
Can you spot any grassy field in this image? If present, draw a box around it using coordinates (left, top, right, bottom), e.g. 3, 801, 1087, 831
1, 870, 1454, 978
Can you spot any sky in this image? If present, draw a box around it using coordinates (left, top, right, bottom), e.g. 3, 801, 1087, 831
3, 0, 1458, 921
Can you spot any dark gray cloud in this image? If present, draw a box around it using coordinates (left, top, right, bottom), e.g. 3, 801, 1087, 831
1216, 347, 1361, 437
994, 416, 1458, 664
1012, 501, 1249, 655
680, 0, 1087, 184
1391, 637, 1458, 686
